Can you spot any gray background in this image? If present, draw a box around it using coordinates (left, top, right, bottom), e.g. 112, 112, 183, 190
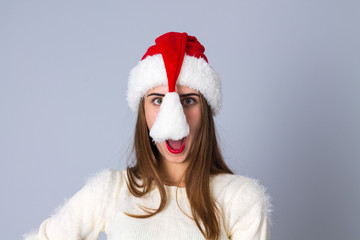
1, 0, 359, 239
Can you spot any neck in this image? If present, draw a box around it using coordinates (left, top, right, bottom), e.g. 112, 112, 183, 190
159, 159, 188, 187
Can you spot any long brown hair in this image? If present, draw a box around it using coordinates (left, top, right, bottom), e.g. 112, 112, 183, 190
126, 94, 233, 239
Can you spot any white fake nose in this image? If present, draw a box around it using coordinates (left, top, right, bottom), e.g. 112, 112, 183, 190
149, 92, 189, 143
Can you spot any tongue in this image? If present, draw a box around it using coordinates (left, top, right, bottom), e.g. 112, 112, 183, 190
167, 139, 183, 150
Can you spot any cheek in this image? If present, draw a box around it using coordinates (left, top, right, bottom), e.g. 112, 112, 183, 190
144, 104, 159, 130
186, 108, 202, 136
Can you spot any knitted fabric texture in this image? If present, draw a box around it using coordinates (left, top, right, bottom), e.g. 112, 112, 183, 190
24, 170, 272, 240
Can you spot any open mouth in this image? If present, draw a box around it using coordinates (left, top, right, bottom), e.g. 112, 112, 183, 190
165, 137, 186, 154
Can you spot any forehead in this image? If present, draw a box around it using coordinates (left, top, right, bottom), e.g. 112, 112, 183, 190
147, 85, 199, 95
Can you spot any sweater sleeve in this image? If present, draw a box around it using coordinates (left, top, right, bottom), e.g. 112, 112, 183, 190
217, 175, 272, 240
23, 169, 123, 240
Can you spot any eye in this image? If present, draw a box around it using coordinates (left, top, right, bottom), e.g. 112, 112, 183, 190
182, 97, 196, 105
152, 97, 163, 105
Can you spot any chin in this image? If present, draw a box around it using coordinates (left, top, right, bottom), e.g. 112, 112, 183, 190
166, 153, 188, 164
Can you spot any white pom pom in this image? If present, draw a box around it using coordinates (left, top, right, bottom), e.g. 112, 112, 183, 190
149, 92, 189, 143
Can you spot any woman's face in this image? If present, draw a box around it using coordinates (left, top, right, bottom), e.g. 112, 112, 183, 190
144, 85, 202, 164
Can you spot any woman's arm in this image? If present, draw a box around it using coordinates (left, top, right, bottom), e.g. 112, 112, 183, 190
216, 175, 272, 240
24, 169, 123, 240
229, 195, 271, 240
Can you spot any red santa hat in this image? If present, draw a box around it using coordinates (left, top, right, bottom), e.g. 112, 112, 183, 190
127, 32, 221, 143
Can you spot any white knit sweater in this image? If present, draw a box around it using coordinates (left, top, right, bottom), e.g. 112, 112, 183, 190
24, 169, 271, 240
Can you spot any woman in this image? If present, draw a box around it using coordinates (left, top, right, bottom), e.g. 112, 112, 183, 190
25, 32, 271, 240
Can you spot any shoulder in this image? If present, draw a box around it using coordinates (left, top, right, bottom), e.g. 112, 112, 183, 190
23, 169, 127, 240
79, 169, 126, 199
85, 169, 123, 186
211, 173, 272, 219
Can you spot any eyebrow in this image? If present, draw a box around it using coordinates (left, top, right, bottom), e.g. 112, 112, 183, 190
147, 93, 165, 97
179, 93, 200, 98
147, 93, 200, 97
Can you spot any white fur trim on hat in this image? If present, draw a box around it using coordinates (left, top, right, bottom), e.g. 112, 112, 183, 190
149, 92, 189, 143
127, 54, 222, 115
